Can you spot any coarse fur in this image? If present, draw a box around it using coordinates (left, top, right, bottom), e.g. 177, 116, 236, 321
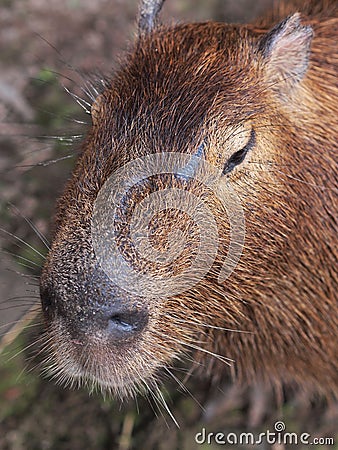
39, 0, 338, 403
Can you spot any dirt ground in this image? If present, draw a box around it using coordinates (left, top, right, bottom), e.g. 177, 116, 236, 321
0, 1, 337, 449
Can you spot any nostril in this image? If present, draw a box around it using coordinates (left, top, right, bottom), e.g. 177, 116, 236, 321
105, 308, 148, 340
108, 314, 137, 333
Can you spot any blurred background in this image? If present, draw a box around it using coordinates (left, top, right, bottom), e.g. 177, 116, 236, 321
0, 1, 337, 449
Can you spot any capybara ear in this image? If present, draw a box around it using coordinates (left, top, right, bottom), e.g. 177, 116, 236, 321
258, 13, 313, 97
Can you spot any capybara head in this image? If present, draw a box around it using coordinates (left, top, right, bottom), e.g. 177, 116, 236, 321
40, 0, 338, 399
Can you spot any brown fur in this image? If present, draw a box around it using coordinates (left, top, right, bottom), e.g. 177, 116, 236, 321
40, 0, 338, 400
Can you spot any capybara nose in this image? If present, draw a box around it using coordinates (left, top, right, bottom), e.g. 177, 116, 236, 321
98, 305, 149, 341
40, 265, 149, 343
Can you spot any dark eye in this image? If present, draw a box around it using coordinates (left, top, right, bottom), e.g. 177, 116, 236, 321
223, 128, 256, 175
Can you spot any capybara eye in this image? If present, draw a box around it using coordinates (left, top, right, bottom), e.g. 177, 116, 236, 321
223, 128, 256, 175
